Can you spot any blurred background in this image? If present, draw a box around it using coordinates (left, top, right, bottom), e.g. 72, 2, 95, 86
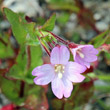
0, 0, 110, 110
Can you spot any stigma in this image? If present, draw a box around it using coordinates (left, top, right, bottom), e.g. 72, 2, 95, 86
54, 64, 65, 79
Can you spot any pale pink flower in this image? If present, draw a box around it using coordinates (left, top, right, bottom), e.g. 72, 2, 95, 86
32, 45, 86, 99
71, 45, 98, 68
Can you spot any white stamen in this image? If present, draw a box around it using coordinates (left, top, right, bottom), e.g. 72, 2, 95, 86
54, 64, 65, 79
58, 72, 63, 79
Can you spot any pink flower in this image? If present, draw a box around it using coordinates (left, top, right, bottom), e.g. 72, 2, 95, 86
32, 45, 86, 99
71, 45, 98, 68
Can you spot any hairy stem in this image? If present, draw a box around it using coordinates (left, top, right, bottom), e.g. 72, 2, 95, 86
38, 36, 50, 56
48, 32, 69, 45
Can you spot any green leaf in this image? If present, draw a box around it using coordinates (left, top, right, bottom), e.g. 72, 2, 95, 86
25, 46, 43, 84
4, 8, 39, 46
89, 30, 110, 48
41, 13, 56, 31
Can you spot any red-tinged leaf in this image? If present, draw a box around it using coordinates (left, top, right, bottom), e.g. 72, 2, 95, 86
73, 80, 94, 106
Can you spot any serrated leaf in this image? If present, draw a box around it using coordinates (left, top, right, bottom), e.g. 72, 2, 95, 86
4, 8, 39, 46
41, 13, 56, 31
89, 30, 110, 48
4, 8, 27, 44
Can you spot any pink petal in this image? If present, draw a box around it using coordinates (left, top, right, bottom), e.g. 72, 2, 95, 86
50, 46, 60, 64
68, 73, 85, 83
64, 62, 86, 82
51, 75, 64, 99
81, 45, 98, 62
50, 45, 70, 65
32, 66, 41, 76
82, 45, 99, 55
34, 74, 54, 85
75, 55, 91, 68
33, 64, 55, 85
32, 64, 54, 76
83, 62, 90, 68
83, 53, 98, 62
59, 45, 70, 64
65, 62, 86, 74
62, 77, 73, 98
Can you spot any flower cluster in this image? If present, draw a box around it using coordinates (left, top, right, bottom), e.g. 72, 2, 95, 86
32, 44, 98, 99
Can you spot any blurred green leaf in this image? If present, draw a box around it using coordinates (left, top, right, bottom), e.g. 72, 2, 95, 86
57, 12, 70, 24
48, 2, 79, 13
98, 75, 110, 81
41, 13, 56, 31
1, 78, 24, 105
86, 72, 110, 81
95, 85, 110, 92
89, 30, 110, 48
52, 99, 63, 110
0, 76, 48, 106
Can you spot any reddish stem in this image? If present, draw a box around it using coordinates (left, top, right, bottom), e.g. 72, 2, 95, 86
48, 42, 54, 49
26, 46, 31, 70
52, 41, 57, 46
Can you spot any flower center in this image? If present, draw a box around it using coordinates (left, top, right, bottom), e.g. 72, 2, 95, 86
54, 64, 65, 79
77, 49, 84, 58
